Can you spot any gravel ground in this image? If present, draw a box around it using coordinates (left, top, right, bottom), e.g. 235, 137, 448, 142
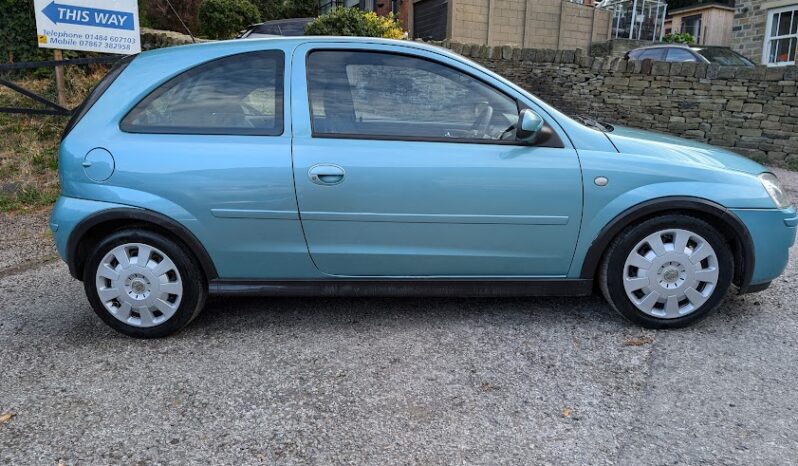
0, 210, 56, 277
0, 172, 796, 465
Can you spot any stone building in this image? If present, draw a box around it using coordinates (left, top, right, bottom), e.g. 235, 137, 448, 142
732, 0, 798, 65
408, 0, 612, 50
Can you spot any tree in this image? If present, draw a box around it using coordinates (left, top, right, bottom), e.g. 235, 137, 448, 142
253, 0, 318, 21
199, 0, 261, 39
142, 0, 203, 35
0, 0, 50, 62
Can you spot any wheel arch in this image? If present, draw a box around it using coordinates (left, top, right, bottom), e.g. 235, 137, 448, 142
67, 208, 218, 282
580, 196, 755, 292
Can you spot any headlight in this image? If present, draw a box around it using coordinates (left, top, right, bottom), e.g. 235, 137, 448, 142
758, 173, 792, 209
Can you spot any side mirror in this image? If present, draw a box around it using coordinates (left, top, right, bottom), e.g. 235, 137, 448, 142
516, 109, 545, 142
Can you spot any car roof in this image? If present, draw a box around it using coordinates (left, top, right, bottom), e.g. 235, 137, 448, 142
630, 44, 691, 50
138, 36, 450, 61
246, 17, 314, 28
631, 44, 737, 51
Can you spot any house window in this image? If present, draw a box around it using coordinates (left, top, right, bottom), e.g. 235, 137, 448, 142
764, 5, 798, 66
680, 14, 702, 44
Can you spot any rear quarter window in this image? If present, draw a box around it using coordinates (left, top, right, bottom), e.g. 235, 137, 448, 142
637, 48, 666, 61
120, 50, 284, 136
62, 54, 136, 140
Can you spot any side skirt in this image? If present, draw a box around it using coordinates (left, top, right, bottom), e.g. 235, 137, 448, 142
209, 279, 594, 298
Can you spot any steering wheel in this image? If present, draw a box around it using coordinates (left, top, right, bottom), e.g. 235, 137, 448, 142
471, 102, 494, 138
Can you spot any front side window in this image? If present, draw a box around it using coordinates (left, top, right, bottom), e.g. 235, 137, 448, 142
764, 6, 798, 66
121, 50, 284, 135
278, 20, 311, 36
636, 48, 666, 61
306, 50, 519, 142
252, 24, 281, 35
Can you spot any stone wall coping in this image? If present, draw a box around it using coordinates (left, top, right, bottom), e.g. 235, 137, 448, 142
429, 40, 798, 81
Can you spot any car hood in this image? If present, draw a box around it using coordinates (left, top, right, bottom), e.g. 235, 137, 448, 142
606, 125, 766, 175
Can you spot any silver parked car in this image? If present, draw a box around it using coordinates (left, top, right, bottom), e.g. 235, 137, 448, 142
625, 45, 755, 66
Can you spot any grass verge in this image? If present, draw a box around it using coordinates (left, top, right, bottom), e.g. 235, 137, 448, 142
0, 66, 104, 212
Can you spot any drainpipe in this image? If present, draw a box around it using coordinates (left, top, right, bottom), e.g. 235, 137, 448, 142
557, 0, 565, 49
486, 0, 494, 45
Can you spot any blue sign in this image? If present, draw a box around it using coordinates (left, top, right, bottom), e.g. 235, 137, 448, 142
41, 1, 135, 31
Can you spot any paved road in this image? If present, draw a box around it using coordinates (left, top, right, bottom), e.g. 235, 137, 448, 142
1, 170, 797, 465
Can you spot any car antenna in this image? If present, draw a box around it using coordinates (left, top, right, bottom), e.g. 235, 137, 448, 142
164, 0, 196, 43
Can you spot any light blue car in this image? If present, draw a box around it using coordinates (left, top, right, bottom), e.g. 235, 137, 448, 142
52, 37, 796, 337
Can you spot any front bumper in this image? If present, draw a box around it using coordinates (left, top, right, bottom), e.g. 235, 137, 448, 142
731, 205, 797, 289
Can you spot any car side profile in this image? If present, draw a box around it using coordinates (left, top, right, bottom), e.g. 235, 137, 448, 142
625, 44, 755, 67
52, 37, 796, 338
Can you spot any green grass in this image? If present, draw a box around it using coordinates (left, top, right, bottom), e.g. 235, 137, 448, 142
0, 186, 60, 211
0, 67, 103, 212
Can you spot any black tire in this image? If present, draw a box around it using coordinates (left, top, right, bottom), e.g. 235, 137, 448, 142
83, 229, 207, 338
599, 214, 733, 329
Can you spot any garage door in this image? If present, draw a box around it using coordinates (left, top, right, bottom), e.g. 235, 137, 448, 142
413, 0, 447, 41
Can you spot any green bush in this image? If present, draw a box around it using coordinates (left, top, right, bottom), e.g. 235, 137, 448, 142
305, 7, 404, 39
663, 32, 695, 45
0, 0, 51, 63
140, 0, 202, 34
199, 0, 261, 39
253, 0, 318, 21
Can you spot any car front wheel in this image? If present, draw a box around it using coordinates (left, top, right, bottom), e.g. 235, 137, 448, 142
83, 229, 207, 338
599, 215, 733, 328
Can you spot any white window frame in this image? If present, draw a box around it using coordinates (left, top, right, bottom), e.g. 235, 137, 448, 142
762, 4, 798, 67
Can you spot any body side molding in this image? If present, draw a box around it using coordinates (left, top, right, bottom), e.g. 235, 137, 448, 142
210, 278, 594, 297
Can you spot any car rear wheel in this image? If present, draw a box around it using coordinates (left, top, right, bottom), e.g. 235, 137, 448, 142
599, 214, 733, 328
83, 229, 207, 338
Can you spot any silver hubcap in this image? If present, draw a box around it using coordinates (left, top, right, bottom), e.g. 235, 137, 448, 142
95, 243, 183, 328
623, 229, 719, 319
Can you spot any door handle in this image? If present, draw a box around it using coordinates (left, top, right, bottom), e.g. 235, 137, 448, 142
308, 164, 345, 185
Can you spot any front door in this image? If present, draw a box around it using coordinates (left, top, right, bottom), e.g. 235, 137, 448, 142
291, 44, 583, 277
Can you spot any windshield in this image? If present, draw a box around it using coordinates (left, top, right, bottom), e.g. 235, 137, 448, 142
279, 20, 311, 36
694, 47, 754, 66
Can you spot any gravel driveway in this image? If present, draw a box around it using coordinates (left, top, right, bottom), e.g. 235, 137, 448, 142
1, 169, 797, 465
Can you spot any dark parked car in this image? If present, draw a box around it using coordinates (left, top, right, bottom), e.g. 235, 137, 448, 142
237, 18, 313, 38
625, 45, 755, 66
